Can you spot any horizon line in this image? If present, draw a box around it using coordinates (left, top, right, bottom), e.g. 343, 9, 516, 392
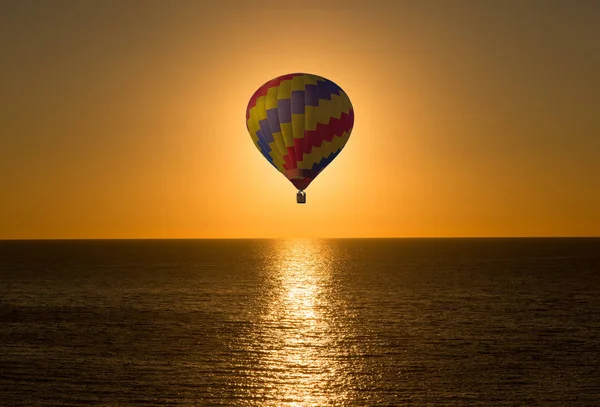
1, 236, 599, 241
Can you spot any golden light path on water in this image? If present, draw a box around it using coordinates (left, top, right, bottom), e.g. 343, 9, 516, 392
247, 239, 355, 406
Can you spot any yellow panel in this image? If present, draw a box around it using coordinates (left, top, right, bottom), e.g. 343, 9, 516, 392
305, 106, 318, 131
268, 141, 283, 163
340, 91, 352, 115
265, 86, 279, 110
246, 119, 256, 137
292, 114, 305, 139
255, 96, 268, 121
268, 153, 285, 173
303, 75, 319, 86
277, 79, 292, 100
272, 131, 288, 156
280, 123, 294, 147
297, 160, 311, 170
277, 81, 294, 148
268, 141, 286, 173
302, 144, 324, 168
247, 106, 260, 126
291, 75, 305, 91
323, 131, 345, 156
316, 99, 331, 124
246, 110, 260, 143
330, 93, 342, 119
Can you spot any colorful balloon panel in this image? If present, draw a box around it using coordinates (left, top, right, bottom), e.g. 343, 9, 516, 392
246, 73, 354, 191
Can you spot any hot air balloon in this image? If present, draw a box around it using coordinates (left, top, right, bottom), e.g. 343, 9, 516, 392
245, 73, 354, 204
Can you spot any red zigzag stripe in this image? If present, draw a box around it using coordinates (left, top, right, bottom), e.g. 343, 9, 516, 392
283, 109, 354, 170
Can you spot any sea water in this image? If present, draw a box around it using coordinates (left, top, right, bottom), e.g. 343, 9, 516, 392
1, 238, 599, 406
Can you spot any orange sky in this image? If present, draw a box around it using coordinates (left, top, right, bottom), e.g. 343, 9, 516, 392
1, 0, 599, 239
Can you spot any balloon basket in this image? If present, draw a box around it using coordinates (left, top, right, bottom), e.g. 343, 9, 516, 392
296, 191, 306, 204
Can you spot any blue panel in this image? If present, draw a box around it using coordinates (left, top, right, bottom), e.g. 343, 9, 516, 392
305, 84, 319, 106
266, 108, 281, 132
291, 90, 306, 114
277, 99, 292, 123
316, 79, 340, 101
310, 148, 342, 174
258, 119, 275, 143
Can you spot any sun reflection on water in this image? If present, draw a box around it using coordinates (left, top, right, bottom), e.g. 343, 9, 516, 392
250, 239, 352, 406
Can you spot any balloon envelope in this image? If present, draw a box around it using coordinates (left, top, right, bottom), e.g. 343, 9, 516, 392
246, 73, 354, 191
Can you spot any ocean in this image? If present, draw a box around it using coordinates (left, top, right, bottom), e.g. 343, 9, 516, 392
1, 238, 599, 406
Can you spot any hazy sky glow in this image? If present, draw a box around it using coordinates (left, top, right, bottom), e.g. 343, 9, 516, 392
1, 0, 599, 238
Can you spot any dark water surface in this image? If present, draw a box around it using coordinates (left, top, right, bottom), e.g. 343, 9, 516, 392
1, 238, 599, 406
